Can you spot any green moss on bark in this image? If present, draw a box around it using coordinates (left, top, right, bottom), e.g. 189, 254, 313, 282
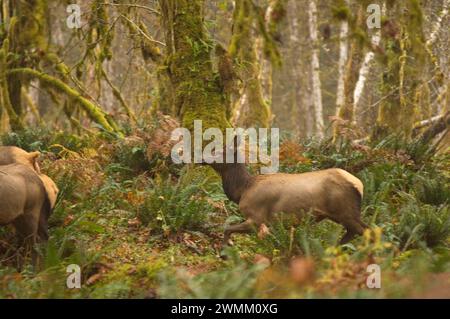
8, 68, 116, 133
165, 0, 229, 131
0, 40, 23, 130
375, 0, 427, 139
3, 0, 48, 128
230, 0, 271, 128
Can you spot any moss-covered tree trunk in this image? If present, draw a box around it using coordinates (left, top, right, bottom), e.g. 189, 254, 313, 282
374, 0, 427, 139
161, 0, 229, 131
230, 0, 271, 128
7, 0, 48, 128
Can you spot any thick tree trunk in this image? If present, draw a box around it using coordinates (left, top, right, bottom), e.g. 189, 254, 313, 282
163, 0, 229, 131
375, 1, 427, 139
8, 0, 48, 127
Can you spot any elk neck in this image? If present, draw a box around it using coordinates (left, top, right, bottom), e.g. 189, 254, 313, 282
212, 162, 253, 204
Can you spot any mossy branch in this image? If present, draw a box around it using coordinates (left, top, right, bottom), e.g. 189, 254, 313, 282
122, 15, 164, 63
0, 40, 23, 130
7, 68, 117, 132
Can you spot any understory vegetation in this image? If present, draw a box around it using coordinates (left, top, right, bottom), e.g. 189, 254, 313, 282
0, 124, 448, 298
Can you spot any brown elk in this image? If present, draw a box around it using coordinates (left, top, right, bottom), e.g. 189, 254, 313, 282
0, 163, 58, 245
0, 146, 41, 173
0, 147, 58, 253
208, 137, 368, 247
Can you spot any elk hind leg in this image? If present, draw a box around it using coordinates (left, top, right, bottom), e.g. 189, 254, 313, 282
340, 218, 366, 245
13, 213, 39, 268
223, 219, 257, 247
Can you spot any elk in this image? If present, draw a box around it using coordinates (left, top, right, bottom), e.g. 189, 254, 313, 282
0, 163, 59, 244
0, 146, 41, 173
208, 137, 368, 247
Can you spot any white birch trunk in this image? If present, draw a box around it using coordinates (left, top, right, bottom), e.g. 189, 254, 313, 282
352, 4, 385, 124
335, 2, 349, 120
288, 0, 313, 137
426, 0, 449, 47
414, 114, 444, 129
259, 3, 274, 103
308, 0, 324, 138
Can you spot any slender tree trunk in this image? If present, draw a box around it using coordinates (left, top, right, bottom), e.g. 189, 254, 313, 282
308, 0, 324, 138
426, 0, 449, 47
288, 0, 311, 138
333, 0, 349, 140
258, 1, 272, 104
353, 4, 384, 125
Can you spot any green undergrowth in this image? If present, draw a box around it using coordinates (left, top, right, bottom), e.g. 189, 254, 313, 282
0, 128, 448, 298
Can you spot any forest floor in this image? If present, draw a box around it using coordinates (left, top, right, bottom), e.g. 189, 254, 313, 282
0, 120, 449, 298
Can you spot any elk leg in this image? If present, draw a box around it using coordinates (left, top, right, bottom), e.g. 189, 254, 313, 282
223, 219, 256, 247
13, 213, 39, 268
340, 230, 357, 244
340, 218, 366, 245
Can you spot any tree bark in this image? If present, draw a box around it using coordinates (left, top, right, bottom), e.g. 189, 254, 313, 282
230, 0, 271, 128
335, 3, 349, 119
353, 4, 384, 124
288, 0, 312, 138
308, 0, 324, 138
162, 0, 229, 131
333, 0, 349, 141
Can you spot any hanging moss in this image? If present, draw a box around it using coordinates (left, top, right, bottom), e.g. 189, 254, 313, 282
331, 1, 352, 21
90, 0, 113, 62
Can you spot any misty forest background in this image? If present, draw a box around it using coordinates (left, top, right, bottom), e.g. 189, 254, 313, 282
0, 0, 449, 298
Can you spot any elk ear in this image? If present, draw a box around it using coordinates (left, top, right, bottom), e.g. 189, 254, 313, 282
28, 151, 41, 174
